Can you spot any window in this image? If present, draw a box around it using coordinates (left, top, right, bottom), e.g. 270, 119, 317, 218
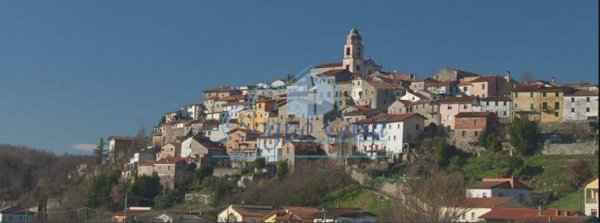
554, 111, 559, 117
503, 111, 507, 116
572, 97, 575, 103
530, 92, 534, 97
461, 119, 467, 128
448, 105, 452, 109
463, 105, 468, 109
587, 107, 590, 112
415, 124, 420, 130
483, 192, 487, 198
474, 131, 478, 136
543, 92, 547, 97
555, 92, 559, 97
346, 47, 350, 56
555, 102, 560, 110
503, 101, 507, 106
471, 212, 475, 220
482, 83, 486, 89
542, 102, 548, 109
587, 97, 591, 102
474, 119, 478, 127
462, 131, 465, 136
571, 108, 575, 112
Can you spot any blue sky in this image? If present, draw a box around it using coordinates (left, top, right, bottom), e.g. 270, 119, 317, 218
0, 1, 597, 154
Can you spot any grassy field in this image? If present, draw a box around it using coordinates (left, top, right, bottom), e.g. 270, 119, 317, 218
320, 185, 391, 215
548, 188, 584, 210
523, 154, 598, 206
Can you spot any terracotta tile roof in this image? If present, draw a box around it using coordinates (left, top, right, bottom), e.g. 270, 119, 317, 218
282, 206, 321, 219
455, 112, 493, 118
471, 75, 501, 82
314, 62, 343, 68
481, 208, 582, 221
359, 75, 404, 90
343, 106, 384, 116
230, 205, 274, 218
462, 197, 514, 208
354, 113, 426, 124
565, 89, 598, 97
310, 208, 376, 218
512, 84, 568, 92
433, 96, 478, 104
203, 86, 236, 93
477, 177, 531, 190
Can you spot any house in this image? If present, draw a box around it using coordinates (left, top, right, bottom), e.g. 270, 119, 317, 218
511, 84, 572, 122
468, 75, 504, 98
388, 99, 440, 126
164, 110, 182, 123
108, 136, 137, 163
280, 139, 323, 171
584, 177, 598, 217
466, 177, 532, 203
0, 205, 34, 223
451, 197, 524, 222
203, 86, 244, 113
341, 105, 384, 123
432, 67, 480, 82
563, 89, 599, 122
400, 89, 428, 102
351, 74, 405, 110
435, 96, 478, 129
226, 128, 261, 167
353, 113, 426, 160
158, 143, 181, 160
256, 134, 286, 164
181, 134, 227, 166
180, 104, 205, 120
480, 207, 584, 223
473, 96, 512, 123
426, 80, 459, 96
153, 157, 188, 190
112, 207, 153, 223
217, 204, 274, 222
311, 208, 377, 223
454, 112, 499, 138
124, 149, 156, 178
263, 206, 321, 223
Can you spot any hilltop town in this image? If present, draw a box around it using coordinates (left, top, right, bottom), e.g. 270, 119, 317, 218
2, 29, 598, 222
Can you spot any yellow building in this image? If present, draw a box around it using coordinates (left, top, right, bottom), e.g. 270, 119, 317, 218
238, 109, 270, 132
511, 85, 570, 122
584, 177, 598, 217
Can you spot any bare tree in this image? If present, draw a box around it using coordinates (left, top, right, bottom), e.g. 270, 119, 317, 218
566, 159, 591, 187
521, 71, 534, 84
380, 169, 468, 222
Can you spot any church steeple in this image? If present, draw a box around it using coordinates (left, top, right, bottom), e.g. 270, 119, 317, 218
343, 28, 365, 74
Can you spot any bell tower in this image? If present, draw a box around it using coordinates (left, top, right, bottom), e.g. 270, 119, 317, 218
342, 28, 365, 74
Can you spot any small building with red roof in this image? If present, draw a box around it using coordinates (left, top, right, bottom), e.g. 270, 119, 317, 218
466, 177, 532, 203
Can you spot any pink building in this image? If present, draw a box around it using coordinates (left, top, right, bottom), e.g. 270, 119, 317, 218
435, 96, 478, 129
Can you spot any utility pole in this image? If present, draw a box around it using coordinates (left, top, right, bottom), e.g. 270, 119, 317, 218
123, 192, 128, 222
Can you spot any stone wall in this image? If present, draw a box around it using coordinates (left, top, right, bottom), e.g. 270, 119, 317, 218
541, 141, 598, 155
185, 193, 213, 205
213, 168, 241, 177
539, 121, 595, 138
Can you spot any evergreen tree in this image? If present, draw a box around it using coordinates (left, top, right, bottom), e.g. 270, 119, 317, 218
508, 116, 540, 156
93, 138, 105, 165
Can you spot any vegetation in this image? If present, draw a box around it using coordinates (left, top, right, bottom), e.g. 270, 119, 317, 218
321, 185, 390, 215
128, 172, 162, 207
0, 144, 92, 202
93, 138, 105, 165
85, 169, 120, 208
508, 116, 540, 156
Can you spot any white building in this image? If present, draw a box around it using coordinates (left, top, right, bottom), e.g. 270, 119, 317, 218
473, 96, 512, 122
400, 89, 427, 102
466, 177, 531, 203
180, 104, 204, 120
563, 89, 599, 122
257, 135, 285, 164
353, 113, 425, 159
447, 197, 524, 222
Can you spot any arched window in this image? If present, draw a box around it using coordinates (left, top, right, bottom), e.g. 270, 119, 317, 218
346, 47, 350, 56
